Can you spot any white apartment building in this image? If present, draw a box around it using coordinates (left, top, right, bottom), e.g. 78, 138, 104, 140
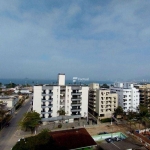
110, 82, 139, 112
0, 96, 19, 114
88, 83, 118, 119
33, 74, 89, 122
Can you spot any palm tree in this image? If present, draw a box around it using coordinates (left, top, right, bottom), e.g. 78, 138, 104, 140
57, 109, 66, 123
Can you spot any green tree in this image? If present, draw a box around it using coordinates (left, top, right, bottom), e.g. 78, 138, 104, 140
139, 105, 148, 117
6, 82, 16, 88
137, 105, 149, 130
101, 83, 109, 88
57, 109, 66, 116
57, 109, 66, 123
114, 106, 123, 118
12, 129, 67, 150
126, 110, 136, 131
19, 111, 41, 133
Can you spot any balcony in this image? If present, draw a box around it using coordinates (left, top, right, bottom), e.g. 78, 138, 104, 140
106, 109, 111, 112
89, 92, 96, 96
89, 95, 96, 99
71, 109, 81, 112
71, 98, 81, 101
101, 103, 105, 105
42, 92, 53, 96
71, 92, 82, 95
71, 102, 81, 106
60, 102, 65, 105
41, 110, 52, 114
42, 99, 53, 102
89, 99, 95, 102
71, 115, 81, 118
60, 91, 65, 94
89, 103, 96, 108
60, 96, 65, 100
41, 104, 53, 108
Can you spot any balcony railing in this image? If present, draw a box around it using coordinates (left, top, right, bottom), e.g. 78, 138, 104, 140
71, 98, 81, 101
60, 102, 65, 105
71, 92, 82, 95
42, 92, 53, 96
71, 114, 81, 118
41, 111, 53, 114
41, 104, 53, 108
71, 103, 81, 106
71, 109, 81, 112
42, 99, 53, 102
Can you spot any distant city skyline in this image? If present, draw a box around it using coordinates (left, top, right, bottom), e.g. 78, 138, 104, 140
0, 0, 150, 80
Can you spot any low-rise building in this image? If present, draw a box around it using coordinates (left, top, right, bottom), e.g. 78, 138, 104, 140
50, 128, 97, 150
14, 87, 32, 94
0, 96, 19, 114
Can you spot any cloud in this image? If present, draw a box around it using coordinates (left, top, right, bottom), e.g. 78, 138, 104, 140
0, 0, 150, 81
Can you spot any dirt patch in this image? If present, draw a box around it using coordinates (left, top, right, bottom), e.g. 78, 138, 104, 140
86, 123, 135, 136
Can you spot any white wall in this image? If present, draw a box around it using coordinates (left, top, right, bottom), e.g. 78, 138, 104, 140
81, 86, 89, 117
65, 86, 72, 116
51, 86, 60, 117
33, 86, 42, 114
110, 83, 139, 112
58, 74, 65, 86
89, 83, 99, 90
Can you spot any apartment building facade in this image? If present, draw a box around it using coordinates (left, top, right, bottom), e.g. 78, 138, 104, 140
88, 83, 118, 119
136, 84, 150, 111
33, 74, 89, 122
110, 83, 139, 112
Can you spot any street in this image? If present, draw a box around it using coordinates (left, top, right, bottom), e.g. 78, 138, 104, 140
0, 95, 32, 150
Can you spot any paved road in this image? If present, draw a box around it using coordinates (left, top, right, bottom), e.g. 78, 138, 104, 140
0, 96, 32, 150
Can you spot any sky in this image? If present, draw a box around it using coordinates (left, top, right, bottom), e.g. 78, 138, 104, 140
0, 0, 150, 82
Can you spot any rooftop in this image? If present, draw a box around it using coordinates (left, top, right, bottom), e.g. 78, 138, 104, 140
0, 96, 17, 100
50, 128, 97, 149
35, 84, 88, 87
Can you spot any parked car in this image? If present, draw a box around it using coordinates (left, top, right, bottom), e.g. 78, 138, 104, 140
113, 137, 122, 142
98, 132, 108, 135
105, 138, 113, 143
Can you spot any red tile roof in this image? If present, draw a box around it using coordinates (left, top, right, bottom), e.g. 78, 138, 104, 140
50, 128, 97, 149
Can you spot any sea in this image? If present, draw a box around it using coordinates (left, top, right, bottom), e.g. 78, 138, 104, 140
0, 78, 113, 86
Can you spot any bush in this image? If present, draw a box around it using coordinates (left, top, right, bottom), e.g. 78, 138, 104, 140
58, 124, 62, 128
12, 130, 68, 150
100, 118, 112, 123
